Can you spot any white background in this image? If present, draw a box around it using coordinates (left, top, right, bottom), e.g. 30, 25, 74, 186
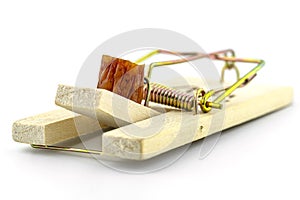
1, 0, 299, 199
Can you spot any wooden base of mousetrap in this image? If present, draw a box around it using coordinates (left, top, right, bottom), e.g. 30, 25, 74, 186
13, 84, 292, 160
102, 84, 292, 160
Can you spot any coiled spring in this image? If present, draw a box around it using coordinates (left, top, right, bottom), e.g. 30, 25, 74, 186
145, 83, 196, 111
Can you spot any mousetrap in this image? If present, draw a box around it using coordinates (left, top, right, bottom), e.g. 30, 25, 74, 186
12, 49, 293, 160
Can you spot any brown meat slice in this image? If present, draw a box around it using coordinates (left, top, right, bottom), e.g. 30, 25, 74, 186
97, 55, 145, 104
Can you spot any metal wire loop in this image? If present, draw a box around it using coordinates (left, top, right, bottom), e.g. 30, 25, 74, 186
135, 49, 265, 113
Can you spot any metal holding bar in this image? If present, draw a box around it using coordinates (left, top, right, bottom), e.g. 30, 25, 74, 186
31, 144, 103, 155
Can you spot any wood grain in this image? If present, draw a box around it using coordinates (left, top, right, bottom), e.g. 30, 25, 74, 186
13, 83, 293, 160
102, 84, 293, 160
55, 84, 160, 128
12, 109, 105, 145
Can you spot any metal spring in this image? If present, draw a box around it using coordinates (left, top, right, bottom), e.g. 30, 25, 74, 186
145, 83, 195, 111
